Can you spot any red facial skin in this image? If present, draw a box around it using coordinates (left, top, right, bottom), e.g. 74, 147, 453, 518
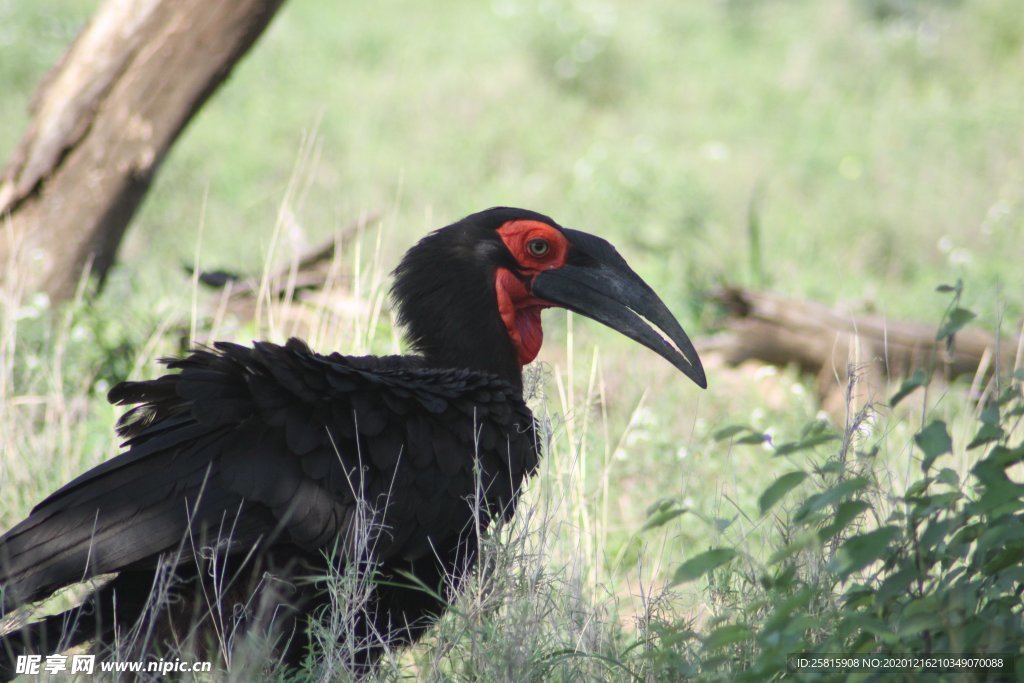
494, 220, 571, 367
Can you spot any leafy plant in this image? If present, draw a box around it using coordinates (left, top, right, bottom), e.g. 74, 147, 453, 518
636, 292, 1024, 680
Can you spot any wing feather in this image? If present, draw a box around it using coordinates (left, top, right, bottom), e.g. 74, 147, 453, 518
0, 339, 537, 614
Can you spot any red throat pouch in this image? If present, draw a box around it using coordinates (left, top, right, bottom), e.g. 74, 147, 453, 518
494, 268, 547, 366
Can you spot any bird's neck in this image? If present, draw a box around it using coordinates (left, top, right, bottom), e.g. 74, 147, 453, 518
391, 228, 538, 389
420, 330, 524, 389
393, 271, 526, 388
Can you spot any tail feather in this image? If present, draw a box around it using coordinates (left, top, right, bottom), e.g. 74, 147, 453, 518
0, 570, 157, 682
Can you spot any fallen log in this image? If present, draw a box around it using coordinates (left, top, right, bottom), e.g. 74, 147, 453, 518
700, 286, 1022, 417
185, 212, 379, 344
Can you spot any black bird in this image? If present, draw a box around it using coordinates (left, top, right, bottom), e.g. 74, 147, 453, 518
0, 207, 705, 677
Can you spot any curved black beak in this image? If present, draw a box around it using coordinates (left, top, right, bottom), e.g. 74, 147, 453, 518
532, 229, 706, 389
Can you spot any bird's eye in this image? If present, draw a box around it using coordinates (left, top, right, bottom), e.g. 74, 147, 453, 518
526, 239, 550, 257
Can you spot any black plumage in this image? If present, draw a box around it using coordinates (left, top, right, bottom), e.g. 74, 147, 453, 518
0, 207, 705, 677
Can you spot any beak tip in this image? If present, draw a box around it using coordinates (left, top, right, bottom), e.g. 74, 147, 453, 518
688, 363, 708, 389
532, 252, 708, 390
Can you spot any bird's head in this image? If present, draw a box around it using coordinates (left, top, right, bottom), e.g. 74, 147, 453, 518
392, 207, 706, 389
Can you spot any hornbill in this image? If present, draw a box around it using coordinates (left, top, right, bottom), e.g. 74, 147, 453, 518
0, 207, 705, 676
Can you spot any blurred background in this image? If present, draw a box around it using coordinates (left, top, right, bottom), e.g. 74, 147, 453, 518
1, 0, 1022, 677
4, 0, 1022, 321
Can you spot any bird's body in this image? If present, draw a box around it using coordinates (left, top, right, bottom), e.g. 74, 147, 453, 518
0, 208, 704, 677
1, 342, 537, 672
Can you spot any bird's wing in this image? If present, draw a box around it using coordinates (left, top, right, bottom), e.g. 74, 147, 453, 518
0, 339, 537, 610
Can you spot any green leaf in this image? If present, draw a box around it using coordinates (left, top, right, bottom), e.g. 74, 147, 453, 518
758, 471, 807, 516
909, 491, 962, 523
903, 595, 941, 617
735, 432, 770, 446
914, 420, 952, 472
949, 522, 985, 548
904, 478, 930, 499
843, 586, 875, 609
982, 544, 1024, 575
897, 611, 943, 637
876, 565, 919, 603
996, 386, 1020, 406
642, 507, 686, 531
832, 526, 901, 577
702, 624, 752, 649
711, 515, 736, 532
768, 530, 819, 565
935, 284, 958, 293
979, 444, 1024, 470
773, 433, 839, 456
800, 419, 832, 438
818, 499, 871, 541
935, 467, 960, 487
645, 497, 677, 516
919, 517, 954, 552
672, 548, 737, 584
713, 425, 750, 441
782, 615, 821, 637
838, 613, 896, 643
890, 369, 928, 408
936, 307, 976, 340
761, 564, 796, 590
794, 477, 870, 522
817, 460, 845, 475
760, 586, 816, 635
967, 422, 1003, 450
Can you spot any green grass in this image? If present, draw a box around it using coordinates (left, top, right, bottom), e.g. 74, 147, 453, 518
6, 0, 1022, 321
1, 0, 1023, 679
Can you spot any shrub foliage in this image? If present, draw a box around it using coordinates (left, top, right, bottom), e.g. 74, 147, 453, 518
640, 291, 1024, 681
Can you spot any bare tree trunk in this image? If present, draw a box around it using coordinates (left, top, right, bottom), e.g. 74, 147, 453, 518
0, 0, 287, 303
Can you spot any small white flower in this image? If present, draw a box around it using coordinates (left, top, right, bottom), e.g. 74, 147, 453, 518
986, 199, 1011, 220
948, 249, 971, 266
701, 141, 730, 162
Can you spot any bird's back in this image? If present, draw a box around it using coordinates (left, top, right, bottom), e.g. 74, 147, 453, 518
0, 338, 540, 665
